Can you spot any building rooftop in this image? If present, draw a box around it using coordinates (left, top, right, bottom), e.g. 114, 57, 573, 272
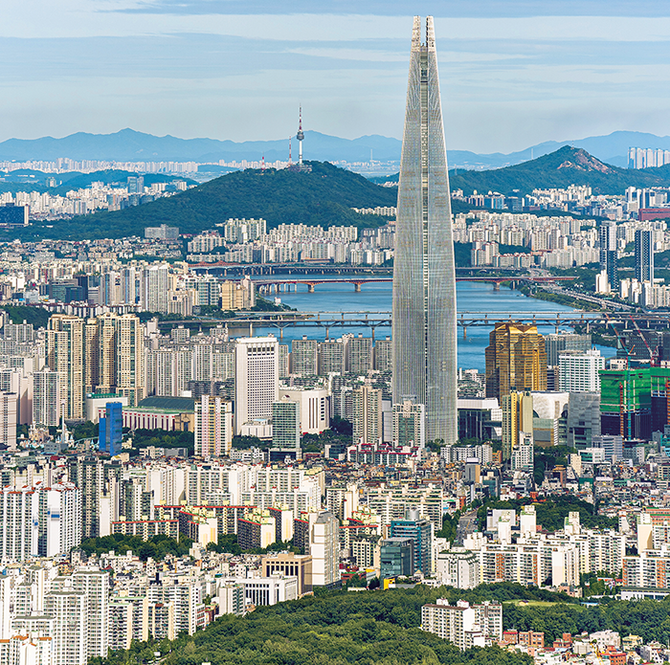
134, 396, 195, 412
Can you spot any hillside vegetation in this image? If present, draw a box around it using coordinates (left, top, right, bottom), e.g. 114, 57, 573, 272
376, 146, 670, 196
18, 161, 398, 241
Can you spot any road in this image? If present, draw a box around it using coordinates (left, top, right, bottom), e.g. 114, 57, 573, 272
456, 509, 479, 545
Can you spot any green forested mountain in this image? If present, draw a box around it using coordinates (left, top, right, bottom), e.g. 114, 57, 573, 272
20, 161, 399, 241
375, 146, 670, 196
94, 586, 542, 665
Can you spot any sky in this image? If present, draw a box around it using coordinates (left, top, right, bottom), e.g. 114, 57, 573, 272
1, 0, 670, 153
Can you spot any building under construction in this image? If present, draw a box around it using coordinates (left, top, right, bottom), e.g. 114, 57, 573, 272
600, 366, 670, 440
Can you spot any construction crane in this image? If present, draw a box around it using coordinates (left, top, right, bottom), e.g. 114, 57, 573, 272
628, 315, 657, 365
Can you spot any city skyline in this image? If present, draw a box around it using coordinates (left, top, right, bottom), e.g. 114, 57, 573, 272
392, 16, 458, 445
2, 1, 670, 152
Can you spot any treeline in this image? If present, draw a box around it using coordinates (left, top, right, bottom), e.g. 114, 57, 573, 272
504, 598, 670, 643
93, 586, 538, 665
476, 495, 617, 533
79, 533, 192, 561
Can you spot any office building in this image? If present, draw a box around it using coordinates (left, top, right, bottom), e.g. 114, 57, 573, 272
635, 229, 654, 283
559, 349, 604, 393
194, 395, 233, 458
380, 537, 414, 580
310, 512, 340, 587
352, 383, 382, 444
485, 322, 547, 401
545, 333, 591, 367
272, 398, 301, 457
567, 392, 601, 449
99, 402, 123, 456
234, 336, 278, 434
600, 220, 618, 292
392, 400, 425, 448
392, 16, 458, 444
278, 387, 329, 434
389, 509, 432, 574
261, 552, 313, 597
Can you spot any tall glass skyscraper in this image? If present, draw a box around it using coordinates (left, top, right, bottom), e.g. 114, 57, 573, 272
392, 16, 457, 444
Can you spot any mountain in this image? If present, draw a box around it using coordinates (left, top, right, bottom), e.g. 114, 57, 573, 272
0, 129, 402, 164
448, 146, 670, 195
18, 161, 399, 241
2, 128, 669, 169
375, 146, 670, 195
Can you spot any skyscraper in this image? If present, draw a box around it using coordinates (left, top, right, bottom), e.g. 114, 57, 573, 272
234, 336, 278, 434
635, 228, 654, 283
485, 322, 547, 401
392, 16, 457, 444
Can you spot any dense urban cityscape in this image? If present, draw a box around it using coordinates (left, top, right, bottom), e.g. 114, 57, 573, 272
3, 8, 670, 665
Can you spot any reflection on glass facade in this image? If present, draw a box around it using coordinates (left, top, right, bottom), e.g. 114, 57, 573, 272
392, 16, 457, 444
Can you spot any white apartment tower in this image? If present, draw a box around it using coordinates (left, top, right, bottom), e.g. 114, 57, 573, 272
195, 395, 234, 458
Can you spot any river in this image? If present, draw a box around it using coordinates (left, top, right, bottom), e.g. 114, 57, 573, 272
249, 278, 615, 372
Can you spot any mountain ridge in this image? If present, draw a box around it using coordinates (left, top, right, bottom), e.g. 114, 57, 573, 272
2, 128, 670, 169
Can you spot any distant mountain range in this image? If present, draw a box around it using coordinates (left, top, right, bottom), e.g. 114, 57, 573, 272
2, 128, 670, 170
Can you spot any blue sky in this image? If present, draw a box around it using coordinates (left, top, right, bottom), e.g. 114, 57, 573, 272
1, 0, 670, 152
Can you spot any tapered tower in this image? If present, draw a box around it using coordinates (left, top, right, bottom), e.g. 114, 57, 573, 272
392, 16, 457, 444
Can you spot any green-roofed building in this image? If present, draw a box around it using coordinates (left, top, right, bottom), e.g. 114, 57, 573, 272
123, 396, 196, 432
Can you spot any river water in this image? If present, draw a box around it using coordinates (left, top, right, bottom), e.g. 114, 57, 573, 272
249, 279, 615, 372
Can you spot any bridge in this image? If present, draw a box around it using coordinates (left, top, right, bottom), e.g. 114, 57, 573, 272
251, 276, 576, 294
157, 310, 670, 339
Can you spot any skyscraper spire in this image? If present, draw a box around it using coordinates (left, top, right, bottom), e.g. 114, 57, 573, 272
392, 16, 457, 444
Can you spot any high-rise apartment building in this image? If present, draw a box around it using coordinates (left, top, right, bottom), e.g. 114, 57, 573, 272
48, 314, 86, 420
33, 369, 61, 427
392, 400, 425, 448
352, 383, 382, 444
600, 220, 619, 291
501, 389, 534, 462
392, 16, 457, 444
346, 334, 372, 375
310, 512, 340, 587
635, 228, 654, 283
421, 599, 503, 650
234, 336, 278, 434
0, 392, 17, 450
194, 395, 233, 458
485, 322, 547, 401
317, 339, 345, 375
291, 336, 318, 376
374, 336, 392, 372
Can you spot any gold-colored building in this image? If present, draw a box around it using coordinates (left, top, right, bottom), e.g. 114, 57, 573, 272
485, 322, 547, 401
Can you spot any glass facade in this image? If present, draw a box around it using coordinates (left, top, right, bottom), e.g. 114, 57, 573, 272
392, 16, 457, 444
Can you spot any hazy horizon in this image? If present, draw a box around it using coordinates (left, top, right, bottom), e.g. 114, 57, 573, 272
2, 0, 670, 153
